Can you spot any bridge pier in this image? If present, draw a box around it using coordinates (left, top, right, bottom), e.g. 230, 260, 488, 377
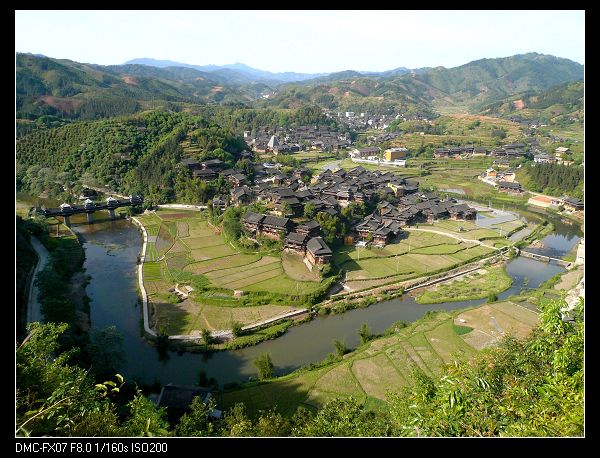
63, 215, 71, 227
86, 212, 94, 224
108, 209, 116, 220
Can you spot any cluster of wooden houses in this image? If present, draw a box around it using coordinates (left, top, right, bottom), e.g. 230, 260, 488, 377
352, 195, 476, 247
236, 165, 479, 260
242, 212, 332, 266
533, 147, 574, 165
433, 143, 532, 159
245, 125, 351, 154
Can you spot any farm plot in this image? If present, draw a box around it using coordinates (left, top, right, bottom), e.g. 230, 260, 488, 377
244, 273, 325, 295
189, 244, 236, 261
219, 266, 283, 290
184, 254, 262, 275
282, 253, 321, 282
446, 245, 494, 262
165, 252, 194, 272
351, 353, 407, 400
144, 242, 159, 262
197, 303, 299, 331
345, 257, 415, 280
143, 262, 164, 282
206, 257, 281, 284
176, 221, 189, 238
186, 220, 217, 237
144, 225, 160, 236
181, 235, 227, 250
155, 225, 175, 255
411, 242, 472, 255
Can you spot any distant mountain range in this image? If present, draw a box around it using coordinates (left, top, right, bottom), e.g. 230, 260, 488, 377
124, 58, 433, 85
16, 52, 583, 121
124, 58, 330, 84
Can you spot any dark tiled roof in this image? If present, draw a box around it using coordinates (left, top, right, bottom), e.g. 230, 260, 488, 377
307, 237, 332, 256
243, 212, 265, 224
262, 215, 291, 228
285, 232, 309, 244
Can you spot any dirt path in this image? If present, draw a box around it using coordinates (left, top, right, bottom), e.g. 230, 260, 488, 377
26, 237, 50, 324
404, 227, 488, 246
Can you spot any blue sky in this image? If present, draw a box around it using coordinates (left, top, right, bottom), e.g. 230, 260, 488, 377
15, 10, 585, 73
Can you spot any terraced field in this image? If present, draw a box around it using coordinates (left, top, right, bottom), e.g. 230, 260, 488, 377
221, 301, 538, 417
138, 209, 325, 334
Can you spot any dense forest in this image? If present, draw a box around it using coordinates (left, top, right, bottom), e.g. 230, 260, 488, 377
16, 110, 249, 205
16, 297, 583, 436
521, 163, 584, 199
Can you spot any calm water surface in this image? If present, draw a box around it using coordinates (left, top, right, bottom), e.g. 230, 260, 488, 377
18, 193, 580, 386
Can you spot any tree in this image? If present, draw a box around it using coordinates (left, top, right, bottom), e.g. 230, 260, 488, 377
235, 158, 255, 183
222, 403, 255, 437
386, 298, 584, 437
304, 202, 317, 219
123, 393, 171, 437
333, 339, 347, 357
253, 352, 274, 380
16, 323, 122, 437
231, 321, 243, 338
201, 328, 212, 345
293, 397, 390, 437
255, 409, 291, 436
316, 211, 340, 245
358, 322, 371, 345
86, 326, 125, 379
175, 395, 218, 437
280, 201, 292, 217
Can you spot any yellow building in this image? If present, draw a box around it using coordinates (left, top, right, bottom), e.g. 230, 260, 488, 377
384, 147, 408, 161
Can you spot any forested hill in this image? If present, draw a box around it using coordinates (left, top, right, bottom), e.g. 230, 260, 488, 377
262, 53, 582, 113
17, 53, 583, 124
16, 111, 248, 205
16, 53, 266, 122
478, 81, 584, 123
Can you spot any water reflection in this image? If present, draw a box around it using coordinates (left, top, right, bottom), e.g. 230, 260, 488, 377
19, 192, 580, 386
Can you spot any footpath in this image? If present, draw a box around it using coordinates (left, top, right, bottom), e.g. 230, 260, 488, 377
25, 237, 50, 324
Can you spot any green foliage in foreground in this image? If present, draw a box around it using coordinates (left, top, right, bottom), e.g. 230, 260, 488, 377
387, 298, 584, 436
17, 296, 583, 436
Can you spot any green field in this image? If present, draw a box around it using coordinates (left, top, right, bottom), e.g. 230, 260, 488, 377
415, 265, 513, 304
221, 300, 536, 417
336, 222, 498, 283
139, 209, 326, 335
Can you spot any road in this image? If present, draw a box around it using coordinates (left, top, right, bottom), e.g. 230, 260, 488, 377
26, 237, 50, 324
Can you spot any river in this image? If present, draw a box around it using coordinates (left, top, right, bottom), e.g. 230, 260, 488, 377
18, 194, 581, 386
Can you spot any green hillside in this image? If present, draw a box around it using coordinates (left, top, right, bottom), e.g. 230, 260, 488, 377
478, 81, 584, 124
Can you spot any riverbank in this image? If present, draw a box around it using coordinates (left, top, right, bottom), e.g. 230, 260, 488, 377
17, 209, 91, 347
219, 259, 580, 417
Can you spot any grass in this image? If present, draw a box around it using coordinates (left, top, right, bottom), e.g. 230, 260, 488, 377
453, 324, 474, 335
337, 225, 496, 282
281, 253, 321, 282
415, 265, 512, 304
221, 299, 537, 417
138, 208, 329, 336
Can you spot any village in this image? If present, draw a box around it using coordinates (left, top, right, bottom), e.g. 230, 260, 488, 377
178, 141, 482, 272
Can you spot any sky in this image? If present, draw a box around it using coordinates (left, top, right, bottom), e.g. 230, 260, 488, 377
15, 10, 585, 74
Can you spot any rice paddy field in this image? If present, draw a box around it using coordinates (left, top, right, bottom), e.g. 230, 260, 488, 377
136, 209, 324, 335
335, 221, 500, 287
220, 301, 538, 417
